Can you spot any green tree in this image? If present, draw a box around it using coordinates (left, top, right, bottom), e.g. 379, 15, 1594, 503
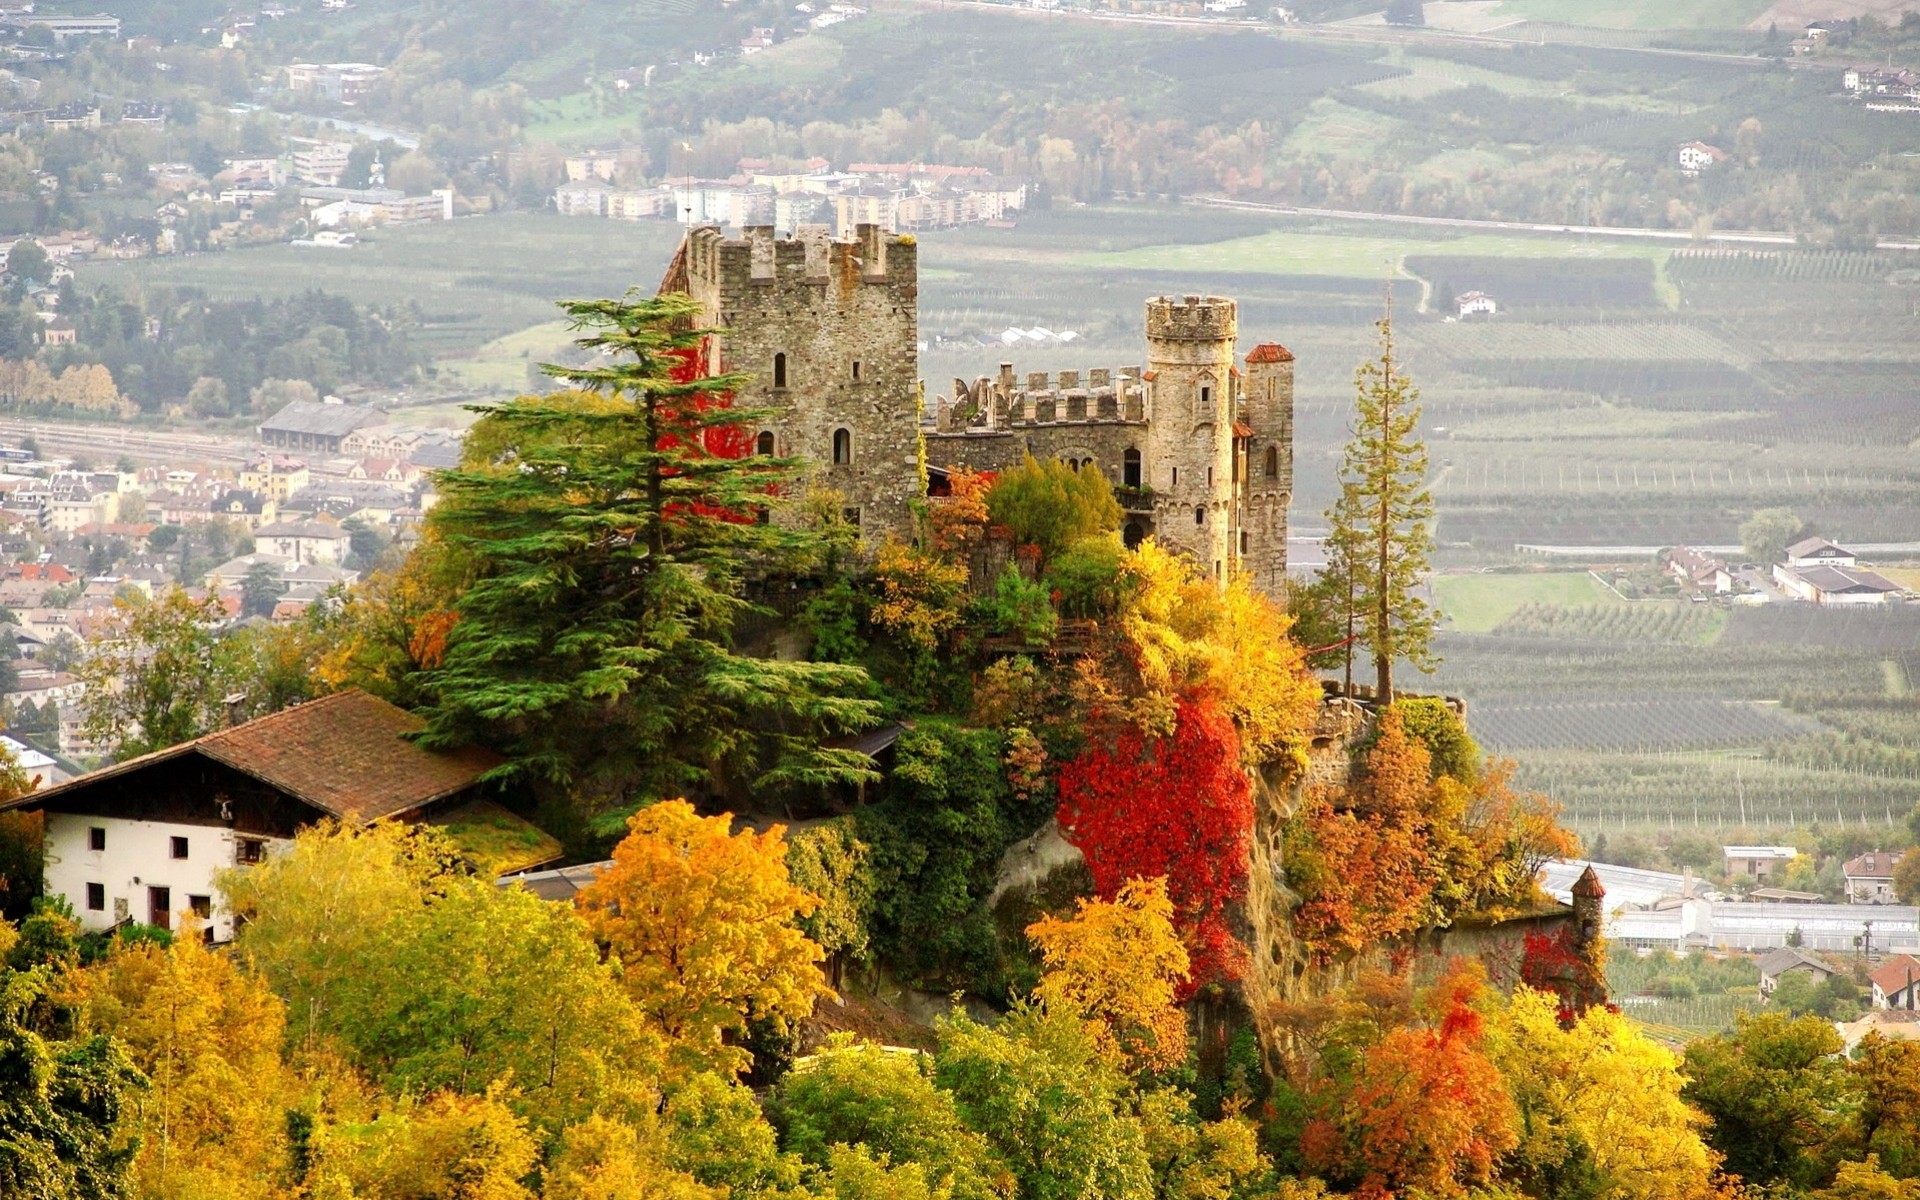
0, 967, 145, 1198
240, 560, 283, 619
1683, 1011, 1854, 1189
6, 239, 51, 286
769, 1036, 1002, 1200
1327, 315, 1434, 702
414, 291, 880, 809
1741, 508, 1805, 565
934, 1005, 1154, 1200
985, 454, 1122, 565
78, 589, 244, 758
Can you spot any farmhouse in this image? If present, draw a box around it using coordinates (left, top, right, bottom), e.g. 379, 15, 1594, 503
1872, 954, 1920, 1009
1845, 850, 1904, 904
1677, 141, 1728, 174
1725, 844, 1798, 878
1665, 545, 1734, 593
1757, 946, 1837, 998
0, 690, 558, 942
255, 518, 351, 566
1786, 536, 1856, 568
1773, 562, 1900, 605
1455, 291, 1497, 318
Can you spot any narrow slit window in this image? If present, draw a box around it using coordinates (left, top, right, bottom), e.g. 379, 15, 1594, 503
851, 360, 862, 381
832, 428, 852, 465
773, 352, 788, 389
1265, 445, 1279, 478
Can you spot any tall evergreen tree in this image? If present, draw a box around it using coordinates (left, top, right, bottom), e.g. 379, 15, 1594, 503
1326, 313, 1435, 704
415, 291, 880, 813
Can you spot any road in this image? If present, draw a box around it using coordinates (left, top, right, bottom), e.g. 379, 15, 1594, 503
0, 418, 256, 467
1187, 196, 1920, 252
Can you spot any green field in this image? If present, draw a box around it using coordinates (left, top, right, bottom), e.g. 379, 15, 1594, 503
1486, 0, 1775, 29
1431, 571, 1617, 631
1077, 229, 1673, 281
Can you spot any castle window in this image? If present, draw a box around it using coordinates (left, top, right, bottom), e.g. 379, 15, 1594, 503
1171, 467, 1179, 488
1241, 531, 1250, 554
1195, 507, 1205, 526
756, 431, 775, 456
1199, 385, 1212, 410
851, 360, 862, 382
832, 428, 852, 465
1123, 449, 1141, 489
773, 352, 788, 389
1123, 521, 1145, 549
842, 506, 861, 527
1207, 466, 1213, 487
1265, 445, 1279, 478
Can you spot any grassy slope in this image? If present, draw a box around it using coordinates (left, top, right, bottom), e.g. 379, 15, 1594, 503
1432, 571, 1617, 631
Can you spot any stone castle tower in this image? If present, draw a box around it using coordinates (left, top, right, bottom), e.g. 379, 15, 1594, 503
667, 223, 922, 533
1142, 295, 1238, 583
660, 227, 1293, 596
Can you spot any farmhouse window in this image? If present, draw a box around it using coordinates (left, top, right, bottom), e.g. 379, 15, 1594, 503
171, 836, 189, 860
85, 882, 104, 911
88, 826, 106, 851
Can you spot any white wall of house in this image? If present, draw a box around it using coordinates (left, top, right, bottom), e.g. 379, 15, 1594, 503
45, 812, 283, 941
261, 532, 345, 564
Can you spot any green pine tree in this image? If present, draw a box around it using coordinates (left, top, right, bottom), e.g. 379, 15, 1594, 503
415, 291, 881, 815
1327, 313, 1436, 704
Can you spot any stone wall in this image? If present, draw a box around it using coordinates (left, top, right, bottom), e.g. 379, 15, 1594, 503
682, 223, 923, 537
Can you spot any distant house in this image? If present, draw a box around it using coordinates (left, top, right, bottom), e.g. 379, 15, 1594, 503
259, 400, 386, 454
0, 690, 558, 941
1678, 141, 1729, 174
1666, 545, 1734, 593
1774, 562, 1900, 605
1845, 850, 1904, 904
1757, 946, 1837, 998
1725, 844, 1799, 878
212, 488, 276, 530
1872, 954, 1920, 1009
1455, 291, 1497, 318
1786, 537, 1856, 568
255, 518, 351, 566
39, 316, 75, 347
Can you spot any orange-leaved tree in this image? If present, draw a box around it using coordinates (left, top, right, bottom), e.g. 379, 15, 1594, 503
1027, 875, 1192, 1075
576, 800, 831, 1076
1285, 708, 1437, 965
1302, 963, 1519, 1200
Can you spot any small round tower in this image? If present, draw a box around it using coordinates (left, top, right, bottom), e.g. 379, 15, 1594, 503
1143, 295, 1237, 581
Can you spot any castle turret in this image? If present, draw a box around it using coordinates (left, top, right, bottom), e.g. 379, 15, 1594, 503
1241, 343, 1294, 597
1143, 296, 1237, 581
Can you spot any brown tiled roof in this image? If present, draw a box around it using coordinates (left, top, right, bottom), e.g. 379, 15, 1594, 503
198, 691, 502, 822
1, 689, 502, 824
1872, 954, 1920, 997
1572, 864, 1606, 899
1846, 850, 1904, 879
1245, 343, 1294, 363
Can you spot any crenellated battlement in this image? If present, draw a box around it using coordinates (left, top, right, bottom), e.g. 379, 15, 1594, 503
932, 361, 1148, 433
684, 222, 915, 295
1146, 294, 1237, 343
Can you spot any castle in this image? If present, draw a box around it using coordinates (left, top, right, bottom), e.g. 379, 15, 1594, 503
664, 223, 1294, 596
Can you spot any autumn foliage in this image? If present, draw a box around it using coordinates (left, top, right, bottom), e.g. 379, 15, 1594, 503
1301, 964, 1520, 1200
1027, 876, 1192, 1074
1057, 692, 1253, 990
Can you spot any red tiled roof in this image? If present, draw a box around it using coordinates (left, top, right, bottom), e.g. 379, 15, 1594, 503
3, 689, 502, 824
1245, 343, 1294, 363
1872, 954, 1920, 997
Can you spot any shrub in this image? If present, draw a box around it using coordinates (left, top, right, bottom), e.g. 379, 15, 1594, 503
985, 455, 1122, 565
1046, 534, 1131, 619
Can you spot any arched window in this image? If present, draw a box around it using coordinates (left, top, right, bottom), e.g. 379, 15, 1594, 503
1123, 521, 1145, 549
832, 428, 851, 465
755, 431, 775, 456
1265, 445, 1279, 478
773, 352, 788, 389
1123, 448, 1141, 489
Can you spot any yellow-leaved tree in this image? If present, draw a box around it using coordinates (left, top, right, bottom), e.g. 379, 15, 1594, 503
305, 1086, 539, 1200
1488, 987, 1718, 1200
67, 932, 294, 1200
1027, 875, 1191, 1075
576, 800, 831, 1076
544, 1114, 723, 1200
1118, 540, 1318, 767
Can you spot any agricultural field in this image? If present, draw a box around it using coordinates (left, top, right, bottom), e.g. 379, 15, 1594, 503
1431, 571, 1617, 631
1492, 602, 1724, 643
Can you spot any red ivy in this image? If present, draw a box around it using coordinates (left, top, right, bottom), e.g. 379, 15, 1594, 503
1520, 926, 1608, 1026
1056, 693, 1252, 991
